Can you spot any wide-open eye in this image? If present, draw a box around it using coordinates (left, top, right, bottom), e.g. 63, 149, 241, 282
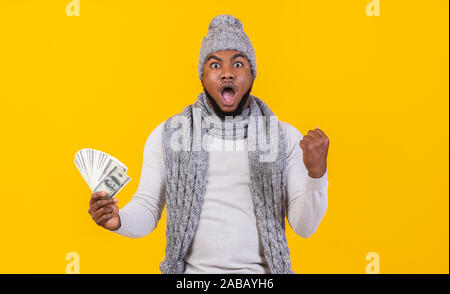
234, 61, 243, 68
211, 62, 220, 69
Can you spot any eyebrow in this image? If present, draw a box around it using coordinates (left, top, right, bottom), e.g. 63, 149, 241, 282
207, 53, 246, 63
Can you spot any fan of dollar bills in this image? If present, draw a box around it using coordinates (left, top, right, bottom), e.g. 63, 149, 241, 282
74, 148, 131, 199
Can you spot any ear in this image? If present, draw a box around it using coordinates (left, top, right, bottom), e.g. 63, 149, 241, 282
249, 67, 255, 81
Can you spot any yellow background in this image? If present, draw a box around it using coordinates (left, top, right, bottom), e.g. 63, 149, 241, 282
0, 0, 448, 274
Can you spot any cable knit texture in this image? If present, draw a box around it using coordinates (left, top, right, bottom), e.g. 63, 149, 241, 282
160, 92, 294, 274
198, 14, 257, 80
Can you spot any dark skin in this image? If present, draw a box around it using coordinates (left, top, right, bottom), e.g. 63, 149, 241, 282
88, 191, 120, 231
202, 50, 329, 178
201, 50, 253, 114
300, 127, 329, 178
88, 50, 330, 232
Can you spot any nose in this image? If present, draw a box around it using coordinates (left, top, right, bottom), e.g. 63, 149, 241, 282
220, 69, 235, 81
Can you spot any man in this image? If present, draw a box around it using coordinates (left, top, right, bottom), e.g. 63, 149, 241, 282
88, 14, 330, 274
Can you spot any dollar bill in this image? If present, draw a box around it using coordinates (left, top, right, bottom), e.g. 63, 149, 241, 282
94, 165, 131, 199
98, 159, 123, 184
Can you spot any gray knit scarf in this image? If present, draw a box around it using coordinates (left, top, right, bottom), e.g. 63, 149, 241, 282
160, 91, 293, 274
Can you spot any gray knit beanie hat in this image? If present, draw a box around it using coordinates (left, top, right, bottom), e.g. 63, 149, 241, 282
198, 14, 257, 80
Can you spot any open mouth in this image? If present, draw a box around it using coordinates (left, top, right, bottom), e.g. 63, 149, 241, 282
219, 84, 237, 106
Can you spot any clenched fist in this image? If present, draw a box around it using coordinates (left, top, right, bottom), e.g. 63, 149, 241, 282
88, 191, 121, 231
300, 127, 329, 178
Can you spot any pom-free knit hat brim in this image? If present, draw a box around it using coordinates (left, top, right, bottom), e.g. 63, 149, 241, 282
198, 14, 257, 80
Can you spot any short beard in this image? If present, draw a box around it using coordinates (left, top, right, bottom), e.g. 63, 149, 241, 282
203, 84, 253, 121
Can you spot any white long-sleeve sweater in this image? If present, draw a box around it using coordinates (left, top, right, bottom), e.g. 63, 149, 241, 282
112, 120, 328, 274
